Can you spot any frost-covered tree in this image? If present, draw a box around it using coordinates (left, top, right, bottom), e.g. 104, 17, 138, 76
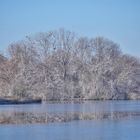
0, 29, 140, 100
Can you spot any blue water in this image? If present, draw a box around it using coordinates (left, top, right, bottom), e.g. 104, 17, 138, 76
0, 101, 140, 140
0, 119, 140, 140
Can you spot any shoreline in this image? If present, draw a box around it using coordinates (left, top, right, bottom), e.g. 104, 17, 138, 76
1, 97, 140, 105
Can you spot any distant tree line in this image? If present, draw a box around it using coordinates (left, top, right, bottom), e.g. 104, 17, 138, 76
0, 29, 140, 100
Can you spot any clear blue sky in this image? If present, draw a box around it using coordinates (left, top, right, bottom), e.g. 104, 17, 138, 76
0, 0, 140, 57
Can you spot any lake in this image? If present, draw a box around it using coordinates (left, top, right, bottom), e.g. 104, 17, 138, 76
0, 100, 140, 140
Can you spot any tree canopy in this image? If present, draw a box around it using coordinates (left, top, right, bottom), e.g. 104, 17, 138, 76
0, 29, 140, 100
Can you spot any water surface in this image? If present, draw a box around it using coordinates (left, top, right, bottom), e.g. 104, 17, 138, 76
0, 119, 140, 140
0, 100, 140, 140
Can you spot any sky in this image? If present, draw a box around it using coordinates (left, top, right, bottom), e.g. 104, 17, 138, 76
0, 0, 140, 57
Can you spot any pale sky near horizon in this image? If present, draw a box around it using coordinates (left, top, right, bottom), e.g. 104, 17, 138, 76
0, 0, 140, 57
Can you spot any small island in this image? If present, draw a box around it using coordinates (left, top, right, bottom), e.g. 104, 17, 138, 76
1, 0, 140, 139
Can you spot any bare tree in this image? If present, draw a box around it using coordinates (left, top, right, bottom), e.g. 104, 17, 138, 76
0, 29, 140, 100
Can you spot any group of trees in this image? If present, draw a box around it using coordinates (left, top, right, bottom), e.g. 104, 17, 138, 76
0, 29, 140, 100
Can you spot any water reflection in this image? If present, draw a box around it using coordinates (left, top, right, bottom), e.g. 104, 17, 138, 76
0, 101, 140, 140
